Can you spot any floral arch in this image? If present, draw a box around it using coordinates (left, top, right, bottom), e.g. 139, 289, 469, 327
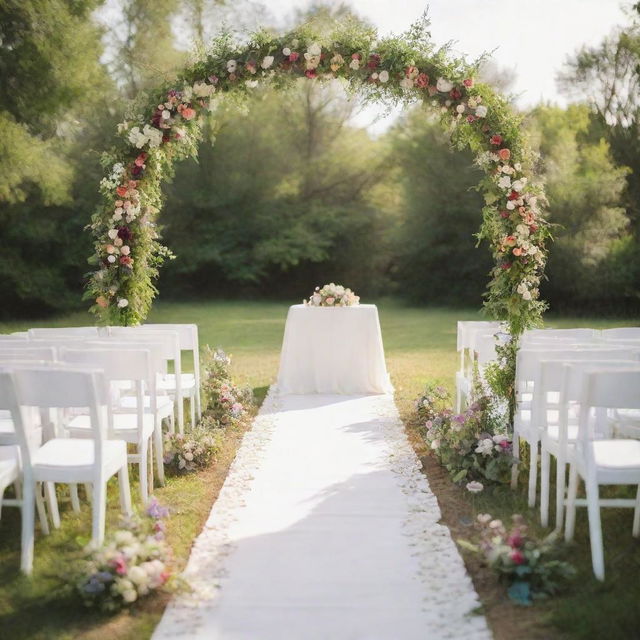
87, 20, 549, 340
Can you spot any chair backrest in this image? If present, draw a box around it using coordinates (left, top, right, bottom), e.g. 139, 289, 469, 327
0, 346, 56, 362
578, 368, 640, 458
7, 366, 109, 467
471, 331, 498, 367
28, 327, 102, 338
107, 328, 178, 366
601, 327, 640, 341
516, 346, 635, 397
142, 323, 198, 351
523, 328, 599, 342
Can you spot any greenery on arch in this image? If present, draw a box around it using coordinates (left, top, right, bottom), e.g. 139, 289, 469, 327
86, 17, 550, 338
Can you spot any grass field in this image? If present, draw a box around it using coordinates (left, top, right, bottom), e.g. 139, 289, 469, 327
0, 299, 638, 639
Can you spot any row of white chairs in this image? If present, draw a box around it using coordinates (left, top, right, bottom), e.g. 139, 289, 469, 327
0, 323, 203, 574
457, 322, 640, 580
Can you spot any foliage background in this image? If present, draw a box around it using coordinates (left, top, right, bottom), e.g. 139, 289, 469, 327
0, 0, 639, 317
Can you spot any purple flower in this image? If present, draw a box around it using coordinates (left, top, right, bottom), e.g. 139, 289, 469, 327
146, 497, 170, 520
453, 414, 466, 424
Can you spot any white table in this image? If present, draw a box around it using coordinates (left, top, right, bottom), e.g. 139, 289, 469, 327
277, 304, 392, 395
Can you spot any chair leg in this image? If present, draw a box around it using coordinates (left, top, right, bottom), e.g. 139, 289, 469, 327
585, 473, 605, 581
153, 422, 165, 486
455, 379, 461, 414
527, 440, 538, 508
44, 482, 60, 529
632, 485, 640, 538
139, 440, 149, 504
21, 477, 36, 574
84, 483, 92, 502
70, 483, 81, 513
34, 483, 49, 536
177, 395, 184, 435
565, 464, 579, 542
118, 466, 133, 516
540, 448, 550, 527
190, 393, 196, 429
555, 458, 566, 532
91, 481, 107, 548
511, 431, 520, 490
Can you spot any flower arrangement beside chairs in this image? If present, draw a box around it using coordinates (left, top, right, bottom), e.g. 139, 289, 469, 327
564, 367, 640, 581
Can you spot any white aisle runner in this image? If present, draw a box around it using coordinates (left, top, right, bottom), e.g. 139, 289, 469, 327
153, 391, 491, 640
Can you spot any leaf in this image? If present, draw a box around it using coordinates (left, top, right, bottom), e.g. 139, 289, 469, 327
507, 580, 532, 606
452, 468, 468, 483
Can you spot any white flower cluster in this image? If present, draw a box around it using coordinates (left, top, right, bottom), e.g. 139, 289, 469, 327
128, 124, 163, 149
99, 163, 125, 193
475, 434, 509, 457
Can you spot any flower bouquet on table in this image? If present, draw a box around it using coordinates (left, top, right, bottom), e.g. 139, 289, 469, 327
304, 283, 360, 307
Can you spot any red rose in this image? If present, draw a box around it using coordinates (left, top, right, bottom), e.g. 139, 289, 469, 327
466, 115, 476, 123
501, 262, 512, 270
119, 256, 133, 266
305, 69, 317, 79
508, 190, 520, 201
416, 73, 429, 88
289, 52, 299, 62
490, 134, 503, 146
510, 550, 526, 565
116, 186, 128, 197
463, 78, 474, 87
450, 88, 462, 100
530, 224, 538, 233
500, 211, 510, 219
498, 148, 511, 161
367, 54, 381, 69
508, 533, 523, 548
134, 152, 147, 167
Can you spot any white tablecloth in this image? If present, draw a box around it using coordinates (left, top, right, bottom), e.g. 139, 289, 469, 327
277, 304, 392, 395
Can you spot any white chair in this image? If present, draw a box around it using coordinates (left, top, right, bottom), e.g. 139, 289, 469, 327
537, 358, 640, 529
88, 338, 171, 486
455, 321, 502, 412
564, 368, 640, 580
10, 366, 132, 573
108, 328, 184, 432
61, 347, 158, 503
143, 323, 202, 425
512, 345, 634, 506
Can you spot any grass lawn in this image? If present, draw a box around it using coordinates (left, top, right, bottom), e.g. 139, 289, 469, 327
0, 299, 639, 639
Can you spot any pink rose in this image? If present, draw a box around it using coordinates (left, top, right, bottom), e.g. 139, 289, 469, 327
325, 297, 335, 305
510, 550, 525, 565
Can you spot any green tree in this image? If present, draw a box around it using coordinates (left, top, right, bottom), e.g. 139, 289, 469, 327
388, 108, 492, 306
527, 104, 633, 311
0, 0, 116, 316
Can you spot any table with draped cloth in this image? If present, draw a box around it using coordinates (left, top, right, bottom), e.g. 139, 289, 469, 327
276, 304, 392, 395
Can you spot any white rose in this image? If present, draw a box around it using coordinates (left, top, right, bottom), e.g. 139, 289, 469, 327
246, 80, 258, 88
161, 109, 171, 120
312, 294, 322, 305
349, 58, 360, 70
117, 298, 129, 308
122, 589, 137, 603
378, 70, 389, 83
475, 105, 488, 118
193, 81, 214, 97
516, 224, 530, 237
512, 179, 526, 192
436, 77, 453, 92
261, 55, 274, 69
282, 47, 291, 56
227, 59, 237, 72
108, 229, 119, 240
399, 77, 414, 90
506, 200, 516, 210
497, 175, 511, 190
307, 42, 321, 56
456, 104, 465, 114
128, 566, 148, 585
121, 245, 131, 255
